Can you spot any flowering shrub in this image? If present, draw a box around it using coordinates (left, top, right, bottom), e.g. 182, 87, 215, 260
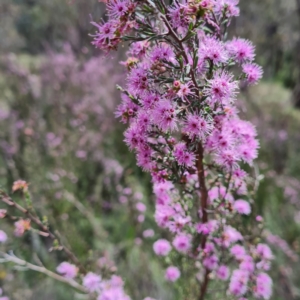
91, 0, 272, 299
5, 1, 300, 299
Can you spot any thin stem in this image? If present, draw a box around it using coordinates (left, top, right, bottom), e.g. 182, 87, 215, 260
0, 251, 88, 294
199, 269, 210, 300
195, 142, 210, 300
0, 190, 86, 274
196, 142, 208, 229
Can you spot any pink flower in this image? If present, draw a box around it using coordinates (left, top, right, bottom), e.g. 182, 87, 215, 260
128, 41, 149, 58
208, 186, 233, 203
76, 150, 87, 159
256, 244, 273, 260
154, 204, 174, 228
177, 82, 194, 100
215, 149, 240, 170
97, 276, 130, 300
233, 200, 251, 215
153, 100, 177, 132
136, 145, 154, 171
203, 242, 215, 255
149, 44, 175, 63
143, 229, 154, 238
254, 273, 272, 299
90, 20, 119, 51
83, 272, 102, 292
136, 110, 151, 130
136, 202, 146, 212
153, 239, 171, 256
56, 262, 78, 279
204, 72, 238, 104
14, 219, 31, 237
137, 214, 145, 223
124, 123, 142, 150
0, 209, 7, 218
173, 143, 195, 168
256, 215, 263, 222
153, 181, 173, 205
240, 255, 254, 273
229, 269, 249, 296
172, 234, 191, 253
106, 0, 131, 19
237, 143, 258, 164
203, 255, 219, 270
168, 2, 189, 29
196, 220, 218, 235
242, 63, 263, 85
231, 245, 246, 260
227, 38, 255, 63
0, 230, 7, 243
216, 265, 230, 280
214, 0, 240, 17
165, 266, 180, 282
183, 113, 214, 140
199, 37, 228, 64
257, 260, 271, 271
223, 226, 243, 247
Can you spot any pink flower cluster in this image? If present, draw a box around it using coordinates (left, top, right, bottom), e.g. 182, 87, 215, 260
228, 244, 273, 297
92, 0, 272, 299
56, 262, 130, 299
83, 273, 130, 300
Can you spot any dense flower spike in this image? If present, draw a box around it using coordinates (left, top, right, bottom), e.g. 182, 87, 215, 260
92, 0, 272, 299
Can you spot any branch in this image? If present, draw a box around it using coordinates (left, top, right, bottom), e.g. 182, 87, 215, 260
0, 251, 88, 294
199, 270, 210, 300
0, 190, 86, 274
196, 143, 208, 230
195, 142, 210, 300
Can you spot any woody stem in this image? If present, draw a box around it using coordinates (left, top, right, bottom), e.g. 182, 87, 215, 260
196, 142, 210, 300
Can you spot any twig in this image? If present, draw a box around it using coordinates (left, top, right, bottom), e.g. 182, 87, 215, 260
0, 189, 86, 274
0, 251, 88, 294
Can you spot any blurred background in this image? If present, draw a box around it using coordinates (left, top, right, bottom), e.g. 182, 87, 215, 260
0, 0, 300, 299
